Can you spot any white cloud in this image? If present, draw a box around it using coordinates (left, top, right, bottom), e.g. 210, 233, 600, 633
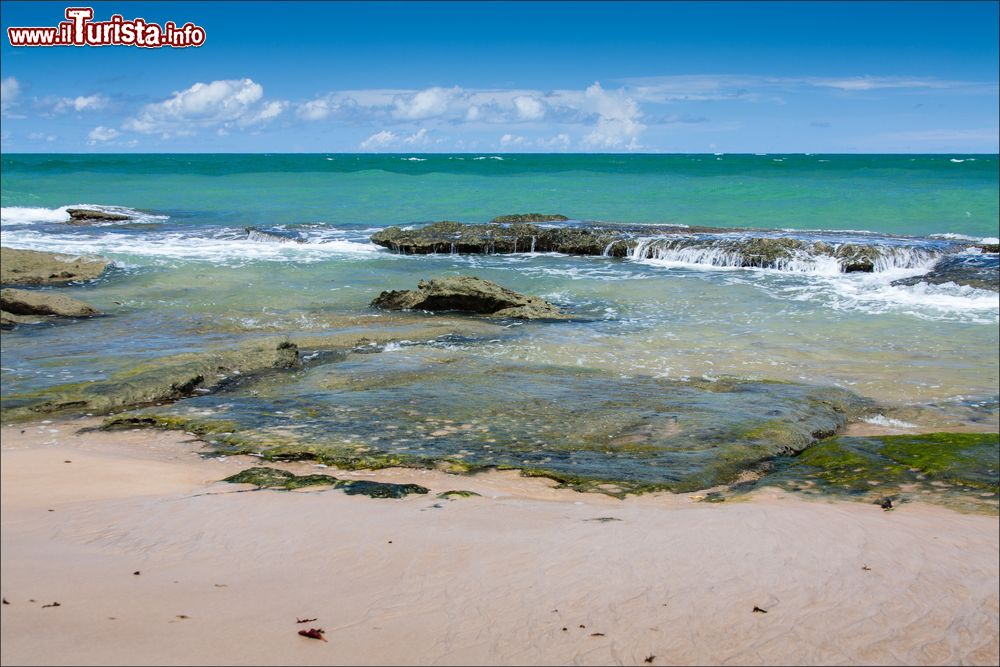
1, 77, 21, 115
87, 126, 120, 143
360, 130, 397, 150
513, 96, 545, 120
403, 128, 430, 146
581, 82, 645, 150
122, 79, 285, 136
53, 94, 109, 113
393, 86, 460, 120
28, 132, 57, 142
500, 133, 526, 147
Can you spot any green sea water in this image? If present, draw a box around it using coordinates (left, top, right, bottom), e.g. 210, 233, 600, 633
2, 153, 998, 235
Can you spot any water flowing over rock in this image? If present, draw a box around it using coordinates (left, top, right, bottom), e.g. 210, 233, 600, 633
65, 208, 132, 223
0, 247, 110, 286
370, 222, 950, 273
891, 252, 1000, 292
372, 276, 570, 319
245, 226, 306, 244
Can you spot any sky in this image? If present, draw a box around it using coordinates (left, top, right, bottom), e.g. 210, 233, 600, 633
0, 1, 997, 153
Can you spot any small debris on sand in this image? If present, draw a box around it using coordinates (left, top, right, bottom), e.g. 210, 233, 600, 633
298, 628, 327, 642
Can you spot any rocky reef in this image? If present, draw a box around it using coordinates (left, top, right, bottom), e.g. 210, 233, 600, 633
369, 221, 949, 273
101, 348, 877, 495
223, 466, 429, 498
0, 247, 110, 286
65, 208, 132, 224
749, 432, 999, 513
892, 251, 999, 292
1, 288, 100, 329
371, 276, 570, 320
0, 341, 304, 422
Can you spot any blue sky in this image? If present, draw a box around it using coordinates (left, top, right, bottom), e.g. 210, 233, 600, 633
1, 1, 997, 153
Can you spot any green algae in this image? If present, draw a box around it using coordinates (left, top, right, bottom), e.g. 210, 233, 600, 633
437, 490, 481, 499
754, 432, 999, 513
223, 466, 429, 498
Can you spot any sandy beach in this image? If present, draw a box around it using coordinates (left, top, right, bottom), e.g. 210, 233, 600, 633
1, 419, 997, 666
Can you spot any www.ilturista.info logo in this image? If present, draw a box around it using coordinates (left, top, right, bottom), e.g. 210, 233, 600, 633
7, 7, 206, 47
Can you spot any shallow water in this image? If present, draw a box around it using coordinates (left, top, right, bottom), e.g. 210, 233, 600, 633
2, 154, 998, 488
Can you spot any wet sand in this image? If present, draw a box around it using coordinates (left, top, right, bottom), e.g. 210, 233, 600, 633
1, 419, 998, 666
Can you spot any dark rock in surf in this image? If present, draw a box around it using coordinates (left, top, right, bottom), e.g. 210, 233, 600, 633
245, 226, 306, 244
371, 276, 569, 320
891, 253, 999, 292
66, 208, 132, 223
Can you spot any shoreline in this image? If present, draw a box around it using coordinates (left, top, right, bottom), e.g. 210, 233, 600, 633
2, 419, 997, 666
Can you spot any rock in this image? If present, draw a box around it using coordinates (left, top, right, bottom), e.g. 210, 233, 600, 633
0, 247, 110, 286
1, 288, 100, 318
371, 276, 569, 319
223, 466, 429, 498
0, 341, 308, 421
490, 213, 570, 224
752, 432, 999, 512
891, 253, 999, 292
66, 208, 132, 223
835, 244, 879, 273
976, 243, 999, 254
245, 226, 306, 244
1, 311, 43, 329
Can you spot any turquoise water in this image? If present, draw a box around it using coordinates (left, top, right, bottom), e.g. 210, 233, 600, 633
2, 153, 998, 236
1, 153, 998, 489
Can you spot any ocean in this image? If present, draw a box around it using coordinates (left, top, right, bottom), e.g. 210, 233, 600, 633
2, 153, 998, 495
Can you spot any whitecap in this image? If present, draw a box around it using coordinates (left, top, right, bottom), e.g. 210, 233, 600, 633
863, 415, 917, 428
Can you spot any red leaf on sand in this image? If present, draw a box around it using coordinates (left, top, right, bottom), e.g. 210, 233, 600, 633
298, 628, 327, 642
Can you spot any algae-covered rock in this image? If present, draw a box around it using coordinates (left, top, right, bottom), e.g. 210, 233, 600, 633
371, 276, 569, 320
0, 341, 304, 422
437, 490, 481, 499
977, 243, 999, 254
223, 466, 429, 498
754, 432, 999, 512
1, 288, 100, 318
113, 347, 875, 496
65, 208, 132, 223
490, 213, 570, 224
0, 247, 110, 286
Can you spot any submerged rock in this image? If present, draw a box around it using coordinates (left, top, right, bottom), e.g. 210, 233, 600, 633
0, 341, 304, 422
223, 466, 428, 498
752, 432, 999, 513
0, 247, 110, 286
111, 350, 876, 495
490, 213, 570, 224
891, 252, 999, 292
65, 208, 132, 223
1, 288, 100, 319
371, 276, 569, 319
